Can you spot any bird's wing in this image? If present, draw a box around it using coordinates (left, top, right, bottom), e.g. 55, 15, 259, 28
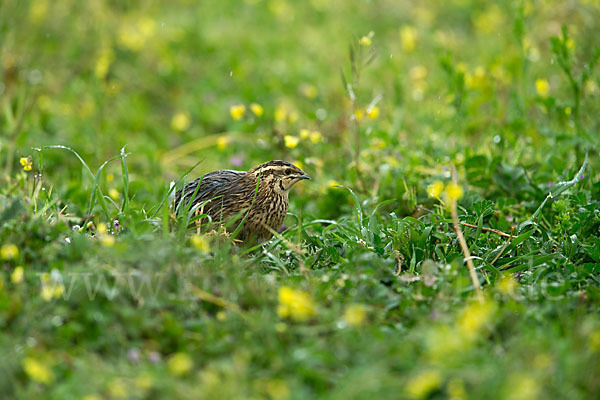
175, 169, 246, 211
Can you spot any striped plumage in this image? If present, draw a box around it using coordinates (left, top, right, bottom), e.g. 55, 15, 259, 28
175, 160, 310, 242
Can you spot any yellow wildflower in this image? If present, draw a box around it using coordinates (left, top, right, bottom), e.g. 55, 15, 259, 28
354, 109, 364, 121
107, 173, 115, 183
309, 131, 323, 143
82, 395, 102, 400
427, 181, 444, 198
400, 26, 418, 52
109, 188, 120, 201
171, 111, 191, 132
97, 223, 107, 234
406, 370, 442, 399
497, 274, 517, 296
300, 84, 318, 99
230, 104, 246, 120
566, 37, 576, 50
100, 235, 115, 247
299, 128, 311, 139
589, 329, 600, 351
277, 286, 316, 321
109, 378, 127, 399
216, 311, 227, 321
95, 47, 114, 79
167, 352, 193, 377
22, 357, 54, 384
274, 106, 287, 122
135, 373, 154, 390
217, 136, 230, 151
366, 105, 380, 119
11, 266, 24, 284
447, 378, 466, 400
250, 103, 264, 117
505, 374, 539, 400
445, 182, 463, 201
1, 244, 19, 260
191, 234, 211, 253
359, 36, 372, 46
29, 0, 48, 23
457, 299, 496, 341
265, 379, 290, 400
20, 157, 33, 172
343, 304, 367, 326
287, 111, 299, 124
535, 79, 550, 98
292, 160, 303, 171
564, 106, 572, 116
328, 180, 340, 188
284, 135, 300, 149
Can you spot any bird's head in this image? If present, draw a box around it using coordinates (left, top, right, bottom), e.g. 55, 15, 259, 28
249, 160, 311, 193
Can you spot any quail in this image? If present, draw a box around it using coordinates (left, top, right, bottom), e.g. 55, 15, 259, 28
175, 160, 310, 242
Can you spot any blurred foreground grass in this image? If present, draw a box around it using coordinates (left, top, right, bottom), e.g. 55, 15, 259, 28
1, 0, 600, 399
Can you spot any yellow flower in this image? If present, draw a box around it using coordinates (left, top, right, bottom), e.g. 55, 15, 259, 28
497, 274, 517, 296
427, 181, 444, 198
505, 374, 539, 400
309, 130, 323, 143
11, 266, 24, 284
100, 235, 115, 247
95, 47, 114, 79
274, 106, 287, 122
20, 157, 33, 172
29, 0, 49, 23
109, 378, 127, 399
457, 299, 496, 341
564, 106, 572, 116
82, 395, 103, 400
265, 379, 290, 400
107, 173, 115, 183
109, 188, 120, 200
22, 357, 54, 384
535, 79, 550, 98
366, 105, 379, 119
300, 84, 318, 99
292, 160, 303, 171
171, 111, 191, 132
217, 136, 229, 151
277, 286, 316, 321
343, 304, 367, 326
445, 182, 463, 201
230, 104, 246, 120
97, 223, 107, 234
354, 109, 364, 122
406, 370, 442, 399
328, 180, 340, 188
446, 378, 466, 400
284, 135, 300, 149
400, 26, 418, 52
589, 329, 600, 351
359, 36, 372, 46
216, 311, 227, 321
250, 103, 264, 117
299, 128, 311, 139
191, 234, 211, 253
167, 352, 193, 377
287, 111, 299, 124
1, 244, 19, 260
135, 373, 154, 390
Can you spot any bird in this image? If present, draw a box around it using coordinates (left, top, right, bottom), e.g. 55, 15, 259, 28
174, 160, 310, 242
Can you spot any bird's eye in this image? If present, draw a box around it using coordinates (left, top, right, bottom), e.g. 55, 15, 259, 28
285, 168, 292, 175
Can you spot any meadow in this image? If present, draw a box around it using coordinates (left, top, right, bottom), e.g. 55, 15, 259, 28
1, 0, 600, 398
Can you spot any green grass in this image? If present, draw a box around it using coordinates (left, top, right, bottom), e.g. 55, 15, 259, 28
1, 0, 600, 398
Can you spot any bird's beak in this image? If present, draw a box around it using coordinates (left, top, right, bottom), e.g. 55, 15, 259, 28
298, 173, 311, 180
